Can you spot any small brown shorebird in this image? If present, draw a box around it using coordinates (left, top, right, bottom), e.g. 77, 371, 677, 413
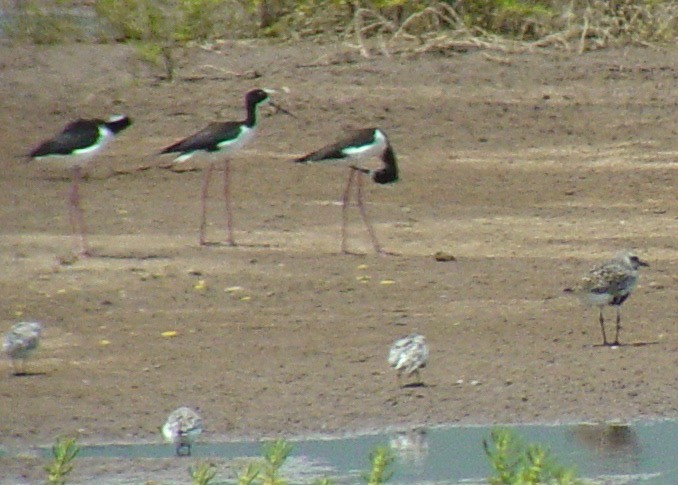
28, 116, 132, 257
293, 128, 399, 255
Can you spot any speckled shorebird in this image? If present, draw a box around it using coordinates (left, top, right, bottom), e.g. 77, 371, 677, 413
28, 115, 132, 257
159, 88, 292, 247
293, 128, 399, 255
566, 251, 649, 346
388, 333, 428, 386
3, 321, 43, 375
162, 406, 203, 456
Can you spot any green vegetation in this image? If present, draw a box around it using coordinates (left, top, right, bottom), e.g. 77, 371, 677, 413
45, 436, 79, 485
257, 439, 293, 485
93, 0, 227, 80
236, 462, 261, 485
362, 446, 394, 484
484, 428, 583, 485
94, 0, 225, 43
234, 439, 292, 485
190, 460, 218, 485
2, 0, 83, 44
456, 0, 554, 39
36, 431, 587, 484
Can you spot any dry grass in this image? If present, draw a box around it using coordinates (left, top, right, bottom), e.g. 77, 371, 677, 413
1, 0, 675, 54
345, 1, 677, 58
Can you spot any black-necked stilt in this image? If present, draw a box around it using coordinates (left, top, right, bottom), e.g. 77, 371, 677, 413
565, 251, 649, 346
294, 128, 399, 255
28, 115, 132, 257
159, 88, 291, 247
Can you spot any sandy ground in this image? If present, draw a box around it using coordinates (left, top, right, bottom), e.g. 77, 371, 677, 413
0, 40, 676, 482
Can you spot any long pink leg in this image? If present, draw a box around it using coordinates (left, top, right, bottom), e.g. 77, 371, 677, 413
341, 168, 356, 253
222, 158, 235, 246
199, 163, 214, 246
68, 165, 90, 257
355, 171, 383, 254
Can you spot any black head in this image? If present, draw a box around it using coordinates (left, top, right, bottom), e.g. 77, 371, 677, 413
373, 145, 399, 184
628, 254, 649, 268
245, 89, 270, 106
618, 251, 649, 270
105, 115, 132, 134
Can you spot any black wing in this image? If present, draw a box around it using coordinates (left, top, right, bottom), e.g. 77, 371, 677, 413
30, 119, 103, 157
294, 128, 378, 163
160, 121, 242, 154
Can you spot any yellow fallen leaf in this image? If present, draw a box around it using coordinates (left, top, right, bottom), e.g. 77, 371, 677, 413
57, 288, 67, 294
99, 339, 111, 346
194, 279, 207, 290
225, 286, 244, 293
161, 331, 178, 338
240, 296, 251, 301
356, 275, 370, 282
356, 264, 369, 270
379, 279, 395, 285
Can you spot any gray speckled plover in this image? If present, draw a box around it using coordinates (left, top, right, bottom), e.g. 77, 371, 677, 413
388, 333, 428, 386
294, 128, 399, 255
3, 321, 43, 375
566, 251, 649, 346
28, 116, 132, 257
162, 406, 203, 456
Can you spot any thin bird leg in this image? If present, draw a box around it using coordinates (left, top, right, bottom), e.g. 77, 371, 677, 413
199, 163, 214, 246
10, 358, 19, 376
416, 370, 434, 414
355, 171, 383, 254
68, 165, 90, 257
14, 358, 30, 376
613, 306, 622, 346
19, 358, 33, 376
222, 158, 235, 246
341, 168, 355, 253
599, 307, 608, 346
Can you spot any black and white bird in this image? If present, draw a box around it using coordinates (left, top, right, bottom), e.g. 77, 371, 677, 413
3, 321, 43, 376
566, 251, 649, 346
162, 406, 203, 457
28, 115, 132, 257
293, 128, 399, 255
388, 333, 428, 386
159, 88, 291, 247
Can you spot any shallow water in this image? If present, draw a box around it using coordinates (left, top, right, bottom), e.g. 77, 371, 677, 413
25, 420, 678, 483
